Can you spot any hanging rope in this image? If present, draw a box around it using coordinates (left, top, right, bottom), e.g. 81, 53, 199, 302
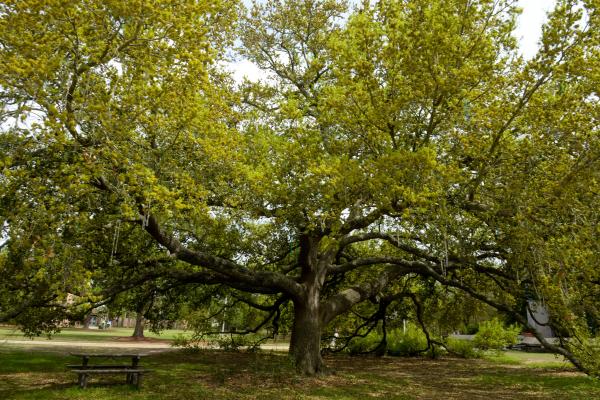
440, 202, 449, 277
443, 229, 449, 277
109, 220, 121, 266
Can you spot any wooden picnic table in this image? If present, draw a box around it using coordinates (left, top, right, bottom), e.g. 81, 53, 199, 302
68, 353, 151, 389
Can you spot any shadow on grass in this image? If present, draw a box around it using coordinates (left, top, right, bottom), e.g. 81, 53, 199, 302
0, 349, 76, 373
1, 348, 600, 399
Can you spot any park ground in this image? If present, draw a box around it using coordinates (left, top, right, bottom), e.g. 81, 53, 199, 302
1, 327, 600, 399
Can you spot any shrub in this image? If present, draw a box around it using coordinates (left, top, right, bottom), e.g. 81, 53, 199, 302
171, 333, 191, 348
171, 333, 205, 353
345, 324, 439, 357
216, 335, 246, 351
347, 331, 382, 355
386, 325, 428, 356
472, 318, 520, 350
446, 337, 482, 358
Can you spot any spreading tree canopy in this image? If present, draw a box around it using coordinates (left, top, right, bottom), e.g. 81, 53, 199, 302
1, 0, 599, 375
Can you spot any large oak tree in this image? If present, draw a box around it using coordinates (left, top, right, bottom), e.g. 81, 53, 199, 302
1, 0, 599, 375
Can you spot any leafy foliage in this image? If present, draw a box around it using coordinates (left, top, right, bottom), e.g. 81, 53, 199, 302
386, 327, 430, 357
345, 324, 433, 357
446, 338, 482, 359
1, 0, 599, 376
473, 318, 520, 351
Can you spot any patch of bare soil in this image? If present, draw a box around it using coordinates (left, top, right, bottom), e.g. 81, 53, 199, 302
113, 336, 171, 344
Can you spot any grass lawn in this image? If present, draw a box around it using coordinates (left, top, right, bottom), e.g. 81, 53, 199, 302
0, 326, 190, 342
0, 347, 599, 400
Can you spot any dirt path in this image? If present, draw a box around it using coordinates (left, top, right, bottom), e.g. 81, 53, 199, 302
0, 339, 174, 353
0, 339, 290, 352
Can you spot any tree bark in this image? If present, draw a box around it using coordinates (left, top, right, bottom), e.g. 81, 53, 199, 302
288, 234, 330, 375
289, 293, 324, 375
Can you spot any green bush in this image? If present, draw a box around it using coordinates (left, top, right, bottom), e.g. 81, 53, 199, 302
472, 318, 520, 350
347, 331, 382, 355
216, 335, 246, 351
345, 324, 439, 357
386, 326, 428, 356
171, 333, 191, 348
446, 337, 481, 358
170, 333, 205, 353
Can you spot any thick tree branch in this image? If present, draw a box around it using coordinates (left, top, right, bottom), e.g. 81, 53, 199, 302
329, 256, 429, 275
142, 213, 303, 299
320, 269, 402, 325
340, 207, 385, 234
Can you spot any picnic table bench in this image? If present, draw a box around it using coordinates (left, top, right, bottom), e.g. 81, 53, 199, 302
68, 353, 151, 389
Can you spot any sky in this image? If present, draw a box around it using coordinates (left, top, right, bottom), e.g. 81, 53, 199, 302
515, 0, 557, 58
231, 0, 558, 82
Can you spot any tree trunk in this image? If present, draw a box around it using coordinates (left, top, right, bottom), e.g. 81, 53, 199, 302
289, 291, 324, 375
132, 313, 145, 338
132, 296, 153, 339
288, 234, 334, 375
83, 312, 92, 329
